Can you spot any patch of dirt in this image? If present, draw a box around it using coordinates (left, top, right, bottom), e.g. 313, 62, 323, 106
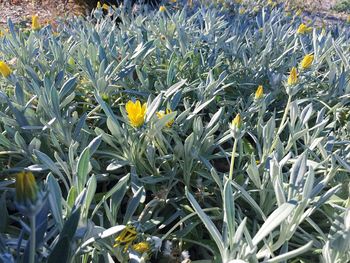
286, 0, 349, 23
0, 0, 87, 27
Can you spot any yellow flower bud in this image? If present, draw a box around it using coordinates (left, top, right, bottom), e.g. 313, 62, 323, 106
297, 23, 312, 34
32, 15, 40, 30
159, 5, 166, 12
97, 1, 101, 8
0, 61, 12, 77
15, 172, 38, 203
102, 3, 109, 10
125, 100, 147, 128
132, 241, 150, 253
287, 67, 298, 85
254, 85, 264, 100
68, 57, 75, 66
300, 54, 314, 69
295, 9, 302, 16
232, 113, 242, 129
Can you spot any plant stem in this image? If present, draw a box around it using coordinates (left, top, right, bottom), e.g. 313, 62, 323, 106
29, 215, 36, 263
269, 95, 292, 154
229, 139, 238, 181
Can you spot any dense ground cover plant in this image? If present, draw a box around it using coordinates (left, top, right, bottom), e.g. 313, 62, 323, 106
0, 1, 349, 262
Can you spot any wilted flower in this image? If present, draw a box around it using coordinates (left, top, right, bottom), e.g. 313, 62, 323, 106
300, 54, 314, 69
159, 5, 166, 12
254, 85, 264, 100
114, 226, 137, 252
287, 67, 298, 85
163, 240, 173, 256
0, 61, 12, 77
16, 171, 38, 204
156, 108, 175, 127
132, 241, 150, 253
181, 250, 190, 261
297, 23, 312, 34
125, 100, 147, 128
32, 15, 40, 30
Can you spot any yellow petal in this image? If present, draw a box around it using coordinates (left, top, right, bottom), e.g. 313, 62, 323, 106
32, 15, 40, 30
125, 100, 135, 115
0, 61, 12, 77
287, 67, 298, 85
254, 85, 263, 100
300, 54, 314, 69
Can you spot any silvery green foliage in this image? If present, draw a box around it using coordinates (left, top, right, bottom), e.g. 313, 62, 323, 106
0, 1, 349, 262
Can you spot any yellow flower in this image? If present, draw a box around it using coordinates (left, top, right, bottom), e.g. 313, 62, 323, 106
32, 15, 40, 30
156, 108, 175, 128
268, 0, 276, 8
287, 67, 298, 85
239, 8, 245, 15
15, 172, 38, 203
159, 5, 166, 12
170, 0, 177, 2
68, 57, 75, 66
300, 54, 314, 69
297, 23, 312, 34
114, 226, 137, 252
295, 9, 302, 16
232, 113, 242, 129
102, 3, 109, 10
125, 100, 147, 128
0, 61, 12, 77
254, 85, 263, 100
132, 241, 150, 253
253, 6, 259, 13
97, 1, 101, 8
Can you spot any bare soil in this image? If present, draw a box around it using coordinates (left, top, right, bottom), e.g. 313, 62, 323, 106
0, 0, 347, 28
0, 0, 86, 26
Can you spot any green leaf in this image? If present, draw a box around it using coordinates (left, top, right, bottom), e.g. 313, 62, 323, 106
186, 188, 225, 259
252, 201, 297, 246
223, 180, 235, 249
123, 186, 144, 224
47, 174, 64, 230
76, 147, 91, 193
